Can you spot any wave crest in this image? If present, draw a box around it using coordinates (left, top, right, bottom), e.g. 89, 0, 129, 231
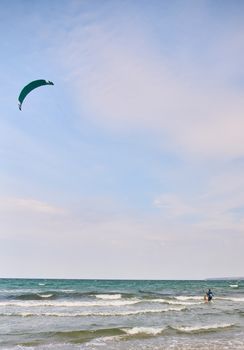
95, 294, 122, 300
123, 326, 165, 335
173, 323, 235, 333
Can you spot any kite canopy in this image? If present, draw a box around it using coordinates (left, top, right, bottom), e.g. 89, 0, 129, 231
18, 79, 54, 110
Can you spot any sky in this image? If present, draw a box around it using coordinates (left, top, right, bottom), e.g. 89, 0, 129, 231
1, 0, 244, 279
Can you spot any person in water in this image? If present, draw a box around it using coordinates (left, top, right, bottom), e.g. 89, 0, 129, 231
206, 289, 213, 301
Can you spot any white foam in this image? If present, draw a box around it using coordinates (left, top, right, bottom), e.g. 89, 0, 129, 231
89, 335, 122, 346
0, 299, 140, 308
37, 294, 53, 298
174, 323, 234, 333
175, 296, 203, 301
217, 297, 244, 302
102, 306, 185, 316
123, 326, 165, 335
152, 298, 203, 306
95, 294, 122, 300
1, 306, 185, 317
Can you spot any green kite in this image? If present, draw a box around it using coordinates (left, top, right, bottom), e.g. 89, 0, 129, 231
18, 79, 54, 110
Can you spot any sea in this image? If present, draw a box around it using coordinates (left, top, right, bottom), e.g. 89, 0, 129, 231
1, 279, 244, 349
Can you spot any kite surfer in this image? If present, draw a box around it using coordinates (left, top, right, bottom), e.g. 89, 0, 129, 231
206, 289, 213, 302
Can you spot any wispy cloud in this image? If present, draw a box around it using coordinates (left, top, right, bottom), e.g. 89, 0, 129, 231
152, 181, 244, 233
55, 4, 244, 159
0, 197, 64, 215
153, 193, 197, 217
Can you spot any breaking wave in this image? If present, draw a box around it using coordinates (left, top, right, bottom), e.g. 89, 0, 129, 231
172, 323, 235, 333
0, 306, 186, 317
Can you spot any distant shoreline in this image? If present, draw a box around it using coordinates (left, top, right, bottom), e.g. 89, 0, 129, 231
206, 277, 244, 280
0, 277, 243, 281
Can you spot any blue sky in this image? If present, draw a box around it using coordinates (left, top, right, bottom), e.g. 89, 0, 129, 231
1, 0, 244, 279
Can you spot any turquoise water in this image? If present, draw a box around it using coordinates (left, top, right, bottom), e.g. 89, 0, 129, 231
1, 279, 244, 349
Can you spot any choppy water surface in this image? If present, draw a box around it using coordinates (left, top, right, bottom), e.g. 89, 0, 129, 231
1, 279, 244, 349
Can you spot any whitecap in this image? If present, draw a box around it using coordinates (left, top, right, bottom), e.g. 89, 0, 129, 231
217, 297, 244, 302
150, 298, 203, 305
123, 326, 165, 335
95, 294, 122, 300
175, 296, 203, 301
37, 294, 53, 298
173, 323, 234, 333
0, 306, 185, 317
0, 299, 140, 307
